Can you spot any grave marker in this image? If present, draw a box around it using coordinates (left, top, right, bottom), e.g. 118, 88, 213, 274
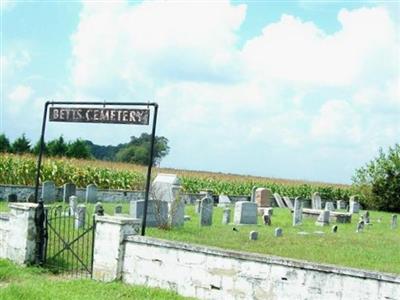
75, 204, 86, 229
293, 197, 302, 226
234, 201, 257, 225
114, 205, 122, 214
42, 181, 56, 203
315, 210, 330, 226
391, 215, 398, 229
130, 200, 168, 227
275, 227, 283, 237
200, 196, 213, 226
283, 196, 294, 209
273, 193, 286, 208
69, 196, 78, 216
152, 173, 182, 203
249, 231, 258, 240
63, 183, 76, 203
349, 196, 360, 213
311, 192, 322, 210
86, 184, 97, 203
222, 208, 231, 225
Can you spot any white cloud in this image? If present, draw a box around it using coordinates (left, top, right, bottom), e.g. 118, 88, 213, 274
63, 3, 400, 182
311, 99, 362, 144
8, 84, 33, 102
242, 7, 398, 86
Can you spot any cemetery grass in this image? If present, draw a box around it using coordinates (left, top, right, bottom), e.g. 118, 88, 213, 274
147, 206, 400, 275
1, 201, 399, 274
0, 259, 191, 300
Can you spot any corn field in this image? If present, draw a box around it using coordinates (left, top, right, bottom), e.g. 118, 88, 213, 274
0, 154, 353, 200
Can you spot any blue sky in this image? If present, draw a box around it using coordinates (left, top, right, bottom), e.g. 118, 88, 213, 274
1, 0, 399, 184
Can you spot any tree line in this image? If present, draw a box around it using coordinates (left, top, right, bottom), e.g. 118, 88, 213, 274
0, 133, 170, 166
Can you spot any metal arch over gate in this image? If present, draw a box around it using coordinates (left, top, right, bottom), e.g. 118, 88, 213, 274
34, 101, 158, 268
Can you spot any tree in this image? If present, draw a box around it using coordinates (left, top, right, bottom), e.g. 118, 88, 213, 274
0, 134, 10, 152
67, 139, 91, 159
352, 144, 400, 212
11, 134, 31, 154
32, 140, 47, 155
47, 136, 68, 157
115, 133, 170, 165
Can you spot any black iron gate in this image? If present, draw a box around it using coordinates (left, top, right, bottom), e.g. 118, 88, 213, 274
43, 205, 95, 278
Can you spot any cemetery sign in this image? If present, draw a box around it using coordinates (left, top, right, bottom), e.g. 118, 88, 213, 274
49, 107, 150, 125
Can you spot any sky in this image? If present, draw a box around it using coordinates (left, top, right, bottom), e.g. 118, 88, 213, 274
1, 0, 399, 184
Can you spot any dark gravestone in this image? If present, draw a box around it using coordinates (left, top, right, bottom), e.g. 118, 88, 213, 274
8, 194, 17, 202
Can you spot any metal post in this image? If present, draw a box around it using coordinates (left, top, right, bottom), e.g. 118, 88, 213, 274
141, 104, 158, 236
34, 102, 49, 203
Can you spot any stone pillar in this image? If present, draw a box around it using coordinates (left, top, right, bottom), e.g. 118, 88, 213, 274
7, 203, 39, 264
92, 215, 141, 282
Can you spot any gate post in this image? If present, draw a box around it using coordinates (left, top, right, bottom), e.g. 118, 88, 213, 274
7, 203, 40, 265
92, 215, 141, 282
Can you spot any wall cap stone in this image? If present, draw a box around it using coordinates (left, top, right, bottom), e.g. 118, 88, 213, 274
9, 202, 39, 211
96, 215, 141, 225
0, 212, 10, 221
126, 235, 400, 284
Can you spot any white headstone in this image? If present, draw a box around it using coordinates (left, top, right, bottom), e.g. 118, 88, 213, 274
222, 208, 231, 225
349, 196, 360, 214
312, 192, 322, 210
283, 196, 294, 209
336, 200, 346, 209
273, 193, 286, 208
75, 204, 86, 229
325, 202, 335, 211
293, 197, 302, 226
234, 201, 257, 225
151, 173, 182, 202
218, 194, 231, 207
315, 210, 330, 226
69, 196, 78, 215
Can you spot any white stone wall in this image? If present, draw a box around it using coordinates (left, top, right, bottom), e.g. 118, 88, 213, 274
0, 213, 10, 259
122, 236, 400, 300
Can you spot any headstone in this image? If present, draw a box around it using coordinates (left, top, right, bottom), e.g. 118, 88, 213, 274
42, 181, 56, 203
250, 186, 257, 202
273, 193, 286, 208
293, 197, 302, 226
151, 173, 182, 202
184, 215, 191, 221
364, 211, 370, 224
349, 196, 360, 213
130, 200, 168, 227
274, 227, 283, 237
222, 208, 231, 225
69, 196, 78, 215
255, 188, 272, 207
263, 214, 271, 226
336, 200, 346, 210
169, 199, 185, 227
199, 196, 213, 226
195, 199, 201, 214
114, 205, 122, 214
94, 202, 104, 216
356, 220, 365, 232
218, 194, 231, 207
63, 183, 76, 203
315, 210, 330, 226
75, 204, 86, 229
7, 193, 17, 202
283, 196, 294, 209
391, 215, 398, 229
325, 202, 335, 211
311, 192, 322, 210
234, 201, 257, 225
249, 231, 258, 240
26, 193, 35, 202
332, 225, 338, 233
86, 184, 97, 203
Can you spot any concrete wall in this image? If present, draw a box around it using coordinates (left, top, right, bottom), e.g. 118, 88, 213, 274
0, 184, 249, 204
0, 212, 9, 259
122, 236, 400, 300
